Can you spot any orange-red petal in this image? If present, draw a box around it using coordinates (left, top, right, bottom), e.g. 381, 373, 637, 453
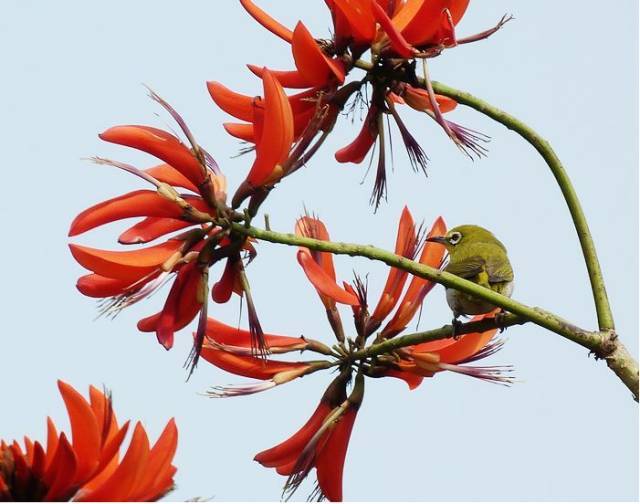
69, 190, 185, 236
76, 422, 150, 502
118, 217, 194, 245
144, 163, 199, 193
254, 402, 331, 468
207, 81, 258, 122
199, 348, 308, 380
69, 240, 182, 282
99, 126, 204, 187
297, 250, 359, 306
246, 70, 294, 186
335, 105, 378, 163
371, 0, 415, 57
205, 317, 303, 348
291, 22, 345, 86
435, 312, 499, 364
316, 408, 357, 502
239, 0, 293, 42
369, 206, 416, 325
57, 381, 101, 484
247, 64, 313, 89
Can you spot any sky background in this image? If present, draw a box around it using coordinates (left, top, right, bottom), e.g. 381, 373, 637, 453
0, 1, 638, 501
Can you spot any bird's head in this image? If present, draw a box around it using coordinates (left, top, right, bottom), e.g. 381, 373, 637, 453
426, 225, 499, 251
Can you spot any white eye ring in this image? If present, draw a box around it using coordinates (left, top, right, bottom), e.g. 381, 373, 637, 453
448, 232, 462, 245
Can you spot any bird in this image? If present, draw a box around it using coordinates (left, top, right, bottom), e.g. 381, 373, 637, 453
426, 225, 514, 332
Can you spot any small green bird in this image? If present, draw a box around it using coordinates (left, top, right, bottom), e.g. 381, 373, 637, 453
427, 225, 514, 324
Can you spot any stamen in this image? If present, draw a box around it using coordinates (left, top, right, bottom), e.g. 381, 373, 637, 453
388, 99, 429, 175
88, 157, 161, 187
457, 14, 514, 45
458, 338, 508, 364
370, 114, 387, 211
205, 380, 277, 398
438, 362, 515, 385
95, 271, 172, 320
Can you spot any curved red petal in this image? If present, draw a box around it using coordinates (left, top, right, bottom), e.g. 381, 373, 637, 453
246, 70, 294, 186
332, 0, 376, 42
199, 348, 308, 380
335, 105, 378, 163
118, 217, 194, 245
57, 381, 101, 484
99, 126, 204, 187
144, 163, 199, 193
384, 368, 424, 390
69, 240, 182, 282
295, 216, 337, 281
436, 312, 499, 364
69, 190, 184, 237
297, 250, 359, 306
42, 433, 78, 502
369, 206, 416, 325
247, 64, 313, 89
205, 317, 302, 348
254, 402, 331, 468
239, 0, 293, 42
316, 408, 357, 502
400, 0, 449, 45
371, 0, 415, 57
207, 81, 257, 122
291, 22, 345, 86
128, 418, 178, 501
76, 274, 137, 298
223, 122, 255, 142
76, 422, 150, 502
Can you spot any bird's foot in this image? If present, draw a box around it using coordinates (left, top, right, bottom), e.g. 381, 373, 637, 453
494, 309, 509, 333
451, 317, 464, 340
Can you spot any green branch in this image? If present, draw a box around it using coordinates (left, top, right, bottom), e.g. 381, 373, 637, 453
430, 81, 615, 332
230, 222, 638, 400
353, 313, 525, 360
352, 59, 614, 332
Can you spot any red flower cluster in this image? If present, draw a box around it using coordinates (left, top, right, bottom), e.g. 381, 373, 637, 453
0, 381, 177, 502
201, 207, 512, 500
68, 93, 269, 371
212, 0, 510, 207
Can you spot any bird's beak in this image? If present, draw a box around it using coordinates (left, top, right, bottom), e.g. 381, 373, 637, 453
426, 236, 448, 245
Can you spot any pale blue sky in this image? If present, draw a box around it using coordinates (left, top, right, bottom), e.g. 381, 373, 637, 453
0, 1, 637, 501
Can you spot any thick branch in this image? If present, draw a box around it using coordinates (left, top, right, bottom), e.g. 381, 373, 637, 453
229, 222, 638, 399
429, 81, 615, 332
352, 59, 614, 332
233, 223, 598, 346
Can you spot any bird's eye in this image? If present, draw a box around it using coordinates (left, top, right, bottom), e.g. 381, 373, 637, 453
448, 232, 462, 245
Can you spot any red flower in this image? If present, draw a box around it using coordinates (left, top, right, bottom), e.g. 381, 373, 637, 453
231, 0, 509, 207
254, 372, 364, 502
69, 91, 267, 370
199, 208, 512, 501
295, 208, 513, 389
0, 381, 177, 502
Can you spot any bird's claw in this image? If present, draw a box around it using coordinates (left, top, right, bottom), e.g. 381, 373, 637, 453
451, 317, 464, 340
494, 309, 509, 333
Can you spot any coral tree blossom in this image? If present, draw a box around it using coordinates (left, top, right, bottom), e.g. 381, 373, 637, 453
0, 381, 177, 502
200, 207, 513, 500
212, 0, 510, 207
68, 90, 278, 370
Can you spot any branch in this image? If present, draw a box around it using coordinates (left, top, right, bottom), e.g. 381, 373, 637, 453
353, 313, 525, 360
351, 59, 614, 332
229, 222, 638, 400
429, 80, 615, 333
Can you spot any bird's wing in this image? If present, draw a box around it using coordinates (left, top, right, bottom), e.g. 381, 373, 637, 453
486, 255, 514, 283
445, 256, 486, 279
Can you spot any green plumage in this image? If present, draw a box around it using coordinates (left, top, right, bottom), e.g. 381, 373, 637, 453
430, 225, 514, 317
